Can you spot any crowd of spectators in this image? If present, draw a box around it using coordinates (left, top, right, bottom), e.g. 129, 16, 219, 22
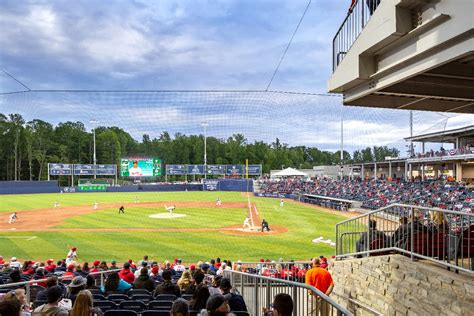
258, 178, 474, 211
0, 255, 317, 316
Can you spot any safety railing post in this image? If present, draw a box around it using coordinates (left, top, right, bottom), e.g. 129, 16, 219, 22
26, 283, 31, 304
410, 206, 415, 260
292, 284, 298, 315
266, 279, 271, 312
254, 277, 259, 316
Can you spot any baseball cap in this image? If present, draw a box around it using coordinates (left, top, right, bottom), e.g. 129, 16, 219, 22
67, 264, 75, 271
69, 276, 86, 288
93, 260, 100, 266
206, 294, 227, 312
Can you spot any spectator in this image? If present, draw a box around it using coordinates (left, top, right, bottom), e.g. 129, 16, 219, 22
174, 259, 186, 272
100, 271, 131, 295
69, 290, 102, 316
0, 299, 21, 316
66, 276, 87, 305
154, 269, 180, 298
219, 278, 247, 312
109, 261, 118, 270
3, 288, 31, 316
190, 284, 210, 312
44, 259, 56, 273
118, 262, 135, 284
63, 264, 76, 279
177, 270, 194, 294
208, 275, 222, 296
98, 261, 108, 271
150, 266, 162, 282
133, 267, 155, 292
171, 298, 189, 316
90, 261, 100, 273
266, 293, 293, 316
86, 275, 99, 290
305, 258, 334, 316
7, 269, 22, 284
134, 261, 148, 279
391, 216, 410, 248
193, 270, 205, 287
32, 285, 69, 316
82, 262, 90, 274
10, 257, 21, 269
203, 294, 231, 316
36, 276, 59, 301
32, 268, 47, 287
355, 219, 386, 253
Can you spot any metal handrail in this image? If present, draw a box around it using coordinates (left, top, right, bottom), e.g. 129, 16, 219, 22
0, 269, 121, 303
335, 203, 474, 274
223, 270, 352, 316
332, 0, 382, 71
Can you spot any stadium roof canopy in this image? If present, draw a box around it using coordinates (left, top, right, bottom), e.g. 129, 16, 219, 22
271, 167, 309, 178
404, 125, 474, 143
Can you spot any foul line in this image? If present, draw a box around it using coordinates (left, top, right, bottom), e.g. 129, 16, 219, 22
0, 236, 37, 240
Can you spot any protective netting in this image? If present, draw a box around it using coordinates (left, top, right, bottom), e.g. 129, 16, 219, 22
1, 90, 471, 154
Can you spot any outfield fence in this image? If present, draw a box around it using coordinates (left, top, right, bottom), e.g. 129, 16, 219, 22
0, 269, 120, 304
223, 270, 352, 316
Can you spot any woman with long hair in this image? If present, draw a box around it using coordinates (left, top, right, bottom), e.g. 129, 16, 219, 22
100, 271, 131, 294
190, 284, 210, 311
69, 290, 102, 316
177, 270, 194, 294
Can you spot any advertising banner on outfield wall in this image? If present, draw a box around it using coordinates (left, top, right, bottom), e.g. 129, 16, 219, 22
96, 164, 116, 175
226, 165, 243, 176
247, 164, 262, 175
187, 164, 205, 175
73, 164, 95, 175
166, 164, 187, 175
206, 165, 225, 175
48, 163, 72, 175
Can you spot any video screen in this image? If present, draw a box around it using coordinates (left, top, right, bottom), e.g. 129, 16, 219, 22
120, 158, 161, 177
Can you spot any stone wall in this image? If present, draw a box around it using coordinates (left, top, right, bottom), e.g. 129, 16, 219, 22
329, 254, 474, 315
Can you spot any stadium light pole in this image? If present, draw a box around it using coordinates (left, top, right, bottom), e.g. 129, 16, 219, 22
201, 122, 209, 179
90, 119, 98, 179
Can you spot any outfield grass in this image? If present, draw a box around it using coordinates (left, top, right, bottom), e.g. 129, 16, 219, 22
0, 192, 345, 262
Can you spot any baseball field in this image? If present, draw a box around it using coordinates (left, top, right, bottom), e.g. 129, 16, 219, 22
0, 191, 351, 263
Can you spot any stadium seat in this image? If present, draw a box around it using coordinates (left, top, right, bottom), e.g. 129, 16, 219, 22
89, 289, 102, 295
94, 300, 118, 312
148, 300, 174, 310
131, 294, 152, 302
181, 294, 193, 301
128, 289, 150, 296
104, 310, 138, 316
118, 300, 147, 312
93, 294, 107, 301
154, 294, 176, 301
107, 294, 130, 302
142, 310, 170, 316
233, 312, 250, 316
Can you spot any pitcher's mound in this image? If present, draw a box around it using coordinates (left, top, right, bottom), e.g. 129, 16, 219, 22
149, 213, 187, 219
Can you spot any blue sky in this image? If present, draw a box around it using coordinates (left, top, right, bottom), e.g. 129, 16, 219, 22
0, 0, 472, 154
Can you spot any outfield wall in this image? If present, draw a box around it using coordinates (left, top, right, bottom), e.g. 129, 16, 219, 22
0, 181, 60, 194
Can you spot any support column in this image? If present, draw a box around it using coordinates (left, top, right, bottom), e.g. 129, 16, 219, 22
456, 163, 462, 181
374, 162, 377, 180
405, 162, 408, 181
389, 162, 392, 180
409, 164, 413, 181
361, 164, 365, 180
421, 164, 425, 180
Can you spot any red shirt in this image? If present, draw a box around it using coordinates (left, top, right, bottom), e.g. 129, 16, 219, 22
305, 267, 333, 294
45, 264, 56, 272
119, 268, 135, 284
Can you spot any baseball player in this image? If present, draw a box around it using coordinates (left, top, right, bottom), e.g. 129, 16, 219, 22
243, 216, 252, 230
53, 201, 60, 208
280, 199, 284, 208
119, 205, 125, 214
134, 195, 140, 204
216, 197, 222, 207
8, 212, 17, 224
66, 247, 77, 265
93, 202, 98, 210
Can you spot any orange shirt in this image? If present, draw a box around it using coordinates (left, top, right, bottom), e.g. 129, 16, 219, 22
305, 267, 333, 294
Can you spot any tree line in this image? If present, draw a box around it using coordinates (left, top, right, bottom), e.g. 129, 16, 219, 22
0, 113, 400, 181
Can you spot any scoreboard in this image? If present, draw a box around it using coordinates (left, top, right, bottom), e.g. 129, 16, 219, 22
121, 158, 162, 177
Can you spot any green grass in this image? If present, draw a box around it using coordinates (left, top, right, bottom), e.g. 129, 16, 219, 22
0, 192, 344, 262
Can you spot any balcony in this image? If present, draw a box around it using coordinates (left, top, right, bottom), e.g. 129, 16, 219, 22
328, 0, 474, 113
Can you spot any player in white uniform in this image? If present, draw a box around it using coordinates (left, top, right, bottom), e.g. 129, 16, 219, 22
53, 201, 60, 208
8, 212, 17, 224
243, 216, 251, 230
93, 202, 98, 210
135, 196, 140, 204
216, 198, 222, 207
66, 247, 77, 265
165, 205, 175, 215
280, 199, 284, 208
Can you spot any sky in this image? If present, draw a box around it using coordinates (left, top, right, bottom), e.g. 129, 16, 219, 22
0, 0, 472, 155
